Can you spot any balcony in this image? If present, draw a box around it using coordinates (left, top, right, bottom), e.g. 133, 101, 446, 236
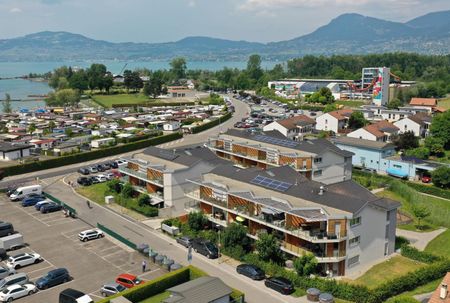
131, 185, 164, 203
285, 227, 346, 243
206, 213, 227, 227
119, 167, 147, 182
282, 242, 346, 263
208, 144, 268, 162
185, 189, 228, 208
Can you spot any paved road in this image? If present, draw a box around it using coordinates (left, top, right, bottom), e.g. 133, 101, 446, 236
0, 96, 250, 189
42, 177, 299, 303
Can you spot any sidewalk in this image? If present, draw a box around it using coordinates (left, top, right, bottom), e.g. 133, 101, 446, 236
396, 227, 447, 250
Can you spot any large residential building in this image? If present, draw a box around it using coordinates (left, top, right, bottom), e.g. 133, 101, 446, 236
315, 109, 353, 134
263, 115, 316, 140
206, 129, 353, 185
119, 147, 227, 216
185, 164, 400, 276
347, 120, 399, 142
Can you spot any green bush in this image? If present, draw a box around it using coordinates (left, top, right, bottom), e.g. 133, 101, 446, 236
3, 132, 182, 177
188, 265, 207, 280
130, 204, 159, 217
405, 182, 450, 200
400, 244, 442, 264
384, 295, 420, 303
395, 236, 410, 250
191, 112, 232, 134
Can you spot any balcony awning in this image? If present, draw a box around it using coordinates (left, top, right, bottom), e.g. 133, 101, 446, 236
261, 207, 282, 215
386, 168, 408, 178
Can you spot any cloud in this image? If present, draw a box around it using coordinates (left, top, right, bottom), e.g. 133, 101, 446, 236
9, 7, 22, 13
188, 0, 196, 7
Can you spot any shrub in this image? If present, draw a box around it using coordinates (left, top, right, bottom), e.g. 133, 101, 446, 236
293, 254, 319, 276
432, 166, 450, 189
395, 236, 410, 250
400, 244, 442, 264
130, 204, 158, 217
138, 194, 150, 206
255, 233, 283, 263
107, 179, 121, 193
187, 212, 208, 231
121, 182, 134, 198
385, 295, 420, 303
191, 112, 232, 134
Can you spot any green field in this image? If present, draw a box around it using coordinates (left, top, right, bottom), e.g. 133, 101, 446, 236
335, 100, 367, 108
76, 183, 109, 205
438, 97, 450, 110
425, 229, 450, 257
139, 291, 170, 303
92, 94, 154, 107
349, 256, 425, 289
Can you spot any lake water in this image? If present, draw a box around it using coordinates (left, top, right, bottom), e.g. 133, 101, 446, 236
0, 60, 277, 111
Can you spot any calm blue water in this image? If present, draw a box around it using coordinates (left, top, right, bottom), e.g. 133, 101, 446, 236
0, 60, 277, 111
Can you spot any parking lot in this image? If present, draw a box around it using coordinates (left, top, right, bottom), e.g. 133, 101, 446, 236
0, 195, 166, 303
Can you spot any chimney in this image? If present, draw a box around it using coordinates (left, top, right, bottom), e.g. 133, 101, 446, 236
441, 283, 448, 300
318, 186, 324, 196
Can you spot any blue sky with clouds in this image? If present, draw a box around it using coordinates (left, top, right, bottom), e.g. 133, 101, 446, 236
0, 0, 449, 42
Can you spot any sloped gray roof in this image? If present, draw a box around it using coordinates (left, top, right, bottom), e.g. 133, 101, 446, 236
334, 137, 396, 151
163, 277, 232, 303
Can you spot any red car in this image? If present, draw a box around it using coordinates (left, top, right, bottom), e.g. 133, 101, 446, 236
421, 176, 432, 183
115, 274, 142, 288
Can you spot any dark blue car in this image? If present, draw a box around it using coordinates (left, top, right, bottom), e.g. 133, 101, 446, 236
36, 268, 70, 289
22, 196, 46, 207
40, 202, 63, 214
35, 200, 51, 211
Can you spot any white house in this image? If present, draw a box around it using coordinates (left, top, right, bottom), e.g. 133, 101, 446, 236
394, 113, 432, 137
347, 120, 399, 142
163, 121, 181, 131
0, 142, 32, 161
263, 115, 315, 140
29, 138, 56, 150
91, 137, 115, 148
315, 109, 353, 133
379, 110, 412, 123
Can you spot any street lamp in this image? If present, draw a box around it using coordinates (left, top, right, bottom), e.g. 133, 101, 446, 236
216, 224, 221, 260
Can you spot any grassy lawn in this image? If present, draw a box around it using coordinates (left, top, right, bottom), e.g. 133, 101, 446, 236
92, 94, 154, 107
350, 256, 426, 289
438, 97, 450, 110
139, 291, 170, 303
335, 100, 367, 108
425, 229, 450, 257
376, 189, 449, 230
76, 183, 109, 205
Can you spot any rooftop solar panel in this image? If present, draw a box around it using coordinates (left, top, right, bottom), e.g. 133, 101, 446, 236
250, 175, 293, 192
253, 135, 298, 148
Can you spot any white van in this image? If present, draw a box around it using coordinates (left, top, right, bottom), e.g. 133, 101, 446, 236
9, 185, 42, 201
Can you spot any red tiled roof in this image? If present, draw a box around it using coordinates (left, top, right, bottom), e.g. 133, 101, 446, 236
409, 98, 437, 107
328, 109, 353, 120
276, 115, 316, 130
363, 120, 399, 137
429, 272, 450, 303
434, 106, 447, 113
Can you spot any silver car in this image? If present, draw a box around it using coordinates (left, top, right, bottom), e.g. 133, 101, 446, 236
0, 266, 15, 280
100, 282, 126, 297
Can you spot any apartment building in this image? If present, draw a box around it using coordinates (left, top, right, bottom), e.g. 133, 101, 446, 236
315, 109, 353, 134
185, 164, 400, 276
206, 129, 353, 185
119, 147, 227, 216
263, 115, 316, 140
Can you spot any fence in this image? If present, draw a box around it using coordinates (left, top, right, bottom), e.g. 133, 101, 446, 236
43, 192, 77, 215
97, 223, 137, 250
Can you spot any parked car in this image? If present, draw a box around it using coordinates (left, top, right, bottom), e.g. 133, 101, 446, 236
110, 170, 122, 178
0, 266, 15, 280
115, 274, 142, 288
236, 264, 265, 280
101, 163, 111, 170
35, 200, 51, 211
100, 282, 126, 297
40, 202, 63, 214
0, 284, 37, 302
0, 273, 29, 292
5, 186, 18, 197
88, 166, 98, 174
78, 229, 104, 242
96, 164, 106, 172
77, 177, 92, 186
6, 253, 42, 270
21, 196, 46, 207
93, 175, 108, 183
0, 223, 14, 238
104, 173, 114, 181
59, 288, 93, 303
77, 168, 90, 175
115, 159, 128, 166
89, 176, 100, 184
108, 161, 118, 169
192, 238, 219, 259
421, 175, 432, 183
35, 268, 70, 290
176, 236, 193, 248
264, 277, 294, 295
9, 185, 42, 201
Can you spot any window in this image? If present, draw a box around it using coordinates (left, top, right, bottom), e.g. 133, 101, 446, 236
350, 217, 361, 227
314, 157, 322, 164
313, 170, 322, 177
325, 119, 328, 124
385, 225, 389, 239
348, 255, 360, 267
349, 236, 360, 246
386, 210, 390, 221
393, 164, 402, 169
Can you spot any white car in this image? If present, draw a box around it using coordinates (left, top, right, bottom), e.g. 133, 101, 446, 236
94, 175, 108, 183
0, 284, 37, 302
6, 253, 43, 270
115, 159, 128, 166
78, 229, 104, 242
104, 173, 114, 180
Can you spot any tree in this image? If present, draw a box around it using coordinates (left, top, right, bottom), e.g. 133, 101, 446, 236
138, 194, 150, 207
64, 128, 73, 137
170, 57, 187, 80
430, 111, 450, 148
143, 71, 165, 98
393, 131, 419, 150
323, 104, 338, 113
187, 211, 208, 232
431, 166, 450, 189
121, 182, 134, 198
255, 233, 282, 262
247, 54, 263, 82
294, 253, 318, 276
28, 123, 36, 135
2, 93, 12, 113
87, 64, 107, 91
424, 137, 445, 156
68, 70, 88, 91
412, 205, 430, 229
405, 147, 430, 159
46, 89, 80, 107
221, 223, 250, 250
348, 112, 367, 129
107, 179, 121, 193
387, 98, 403, 109
103, 74, 114, 93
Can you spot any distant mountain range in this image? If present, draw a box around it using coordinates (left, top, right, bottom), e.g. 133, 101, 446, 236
0, 10, 449, 61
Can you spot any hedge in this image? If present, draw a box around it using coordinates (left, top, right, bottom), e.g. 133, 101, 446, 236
400, 244, 442, 264
95, 267, 190, 303
191, 112, 232, 134
2, 132, 182, 177
406, 182, 450, 200
111, 102, 194, 108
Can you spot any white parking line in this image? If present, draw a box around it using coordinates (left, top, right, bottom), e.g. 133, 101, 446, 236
12, 205, 50, 227
26, 264, 54, 276
101, 250, 124, 258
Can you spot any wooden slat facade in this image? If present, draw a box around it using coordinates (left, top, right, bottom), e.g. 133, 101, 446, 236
296, 157, 312, 170
200, 186, 213, 199
200, 202, 213, 214
216, 140, 224, 149
128, 162, 139, 170
129, 176, 139, 186
146, 182, 159, 193
147, 168, 163, 183
328, 219, 347, 237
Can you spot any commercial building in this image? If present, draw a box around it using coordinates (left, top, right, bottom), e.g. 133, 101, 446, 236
206, 129, 353, 185
267, 79, 350, 100
0, 142, 32, 161
361, 67, 390, 106
185, 164, 400, 276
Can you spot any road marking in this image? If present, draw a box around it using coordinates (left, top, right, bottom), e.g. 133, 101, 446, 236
26, 264, 54, 276
101, 250, 123, 258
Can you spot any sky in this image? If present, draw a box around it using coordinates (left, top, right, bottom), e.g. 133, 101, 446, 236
0, 0, 449, 43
